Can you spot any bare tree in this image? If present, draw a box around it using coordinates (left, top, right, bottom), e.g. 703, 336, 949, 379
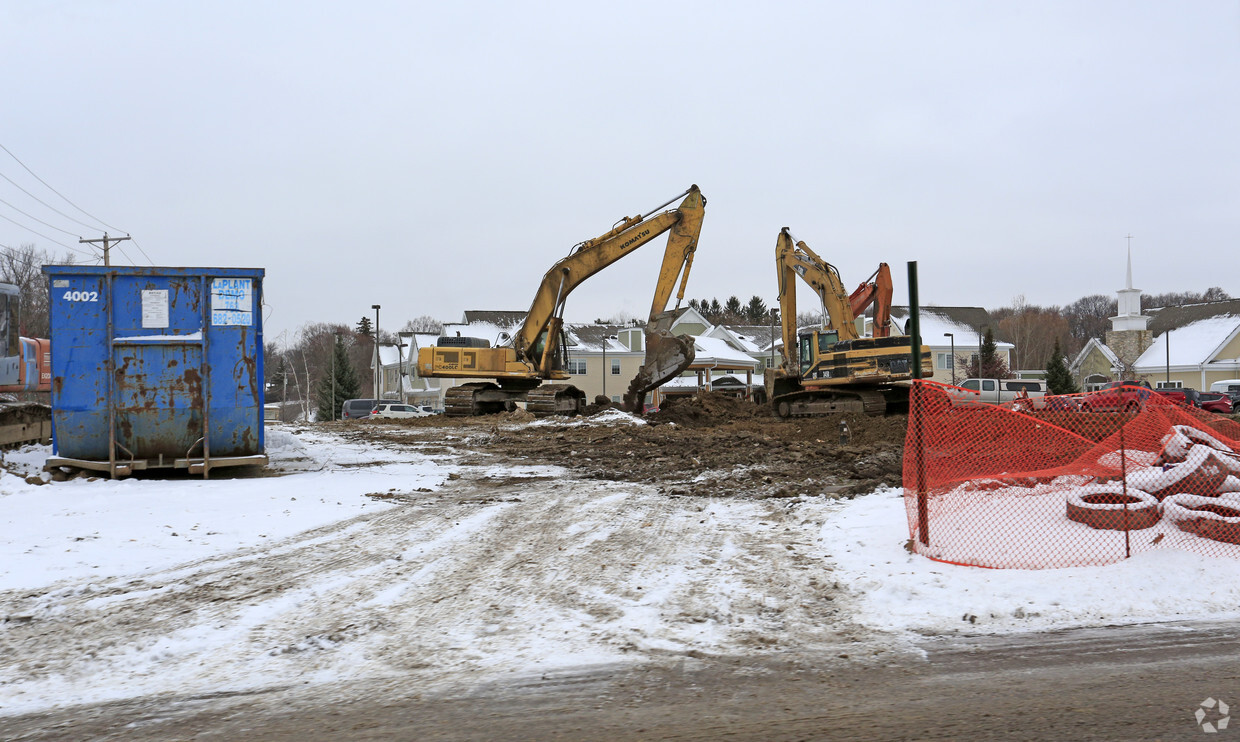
0, 242, 77, 338
1143, 288, 1232, 310
996, 296, 1072, 371
400, 316, 444, 334
1063, 294, 1116, 345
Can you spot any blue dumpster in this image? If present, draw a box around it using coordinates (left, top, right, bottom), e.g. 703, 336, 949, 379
42, 266, 266, 478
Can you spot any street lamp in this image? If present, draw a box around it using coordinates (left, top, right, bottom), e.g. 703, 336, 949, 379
399, 331, 414, 404
372, 304, 381, 399
769, 308, 777, 370
1165, 329, 1171, 387
601, 334, 618, 400
944, 332, 955, 385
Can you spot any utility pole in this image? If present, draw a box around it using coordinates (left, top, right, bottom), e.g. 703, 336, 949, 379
79, 232, 131, 266
372, 304, 381, 400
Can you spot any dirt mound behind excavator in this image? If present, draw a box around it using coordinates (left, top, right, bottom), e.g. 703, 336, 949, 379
648, 392, 771, 427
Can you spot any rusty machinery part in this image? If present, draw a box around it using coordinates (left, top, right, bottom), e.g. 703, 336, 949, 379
525, 383, 586, 417
444, 382, 516, 417
1065, 484, 1161, 531
773, 388, 891, 418
0, 401, 52, 447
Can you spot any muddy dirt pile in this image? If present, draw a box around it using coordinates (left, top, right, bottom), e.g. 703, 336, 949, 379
347, 393, 909, 499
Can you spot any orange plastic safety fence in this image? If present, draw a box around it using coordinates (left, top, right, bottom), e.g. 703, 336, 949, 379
903, 380, 1240, 568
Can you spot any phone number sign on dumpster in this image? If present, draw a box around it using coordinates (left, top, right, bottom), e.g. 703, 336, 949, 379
211, 277, 253, 326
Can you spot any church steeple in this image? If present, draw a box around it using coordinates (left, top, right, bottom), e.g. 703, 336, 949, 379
1111, 237, 1148, 331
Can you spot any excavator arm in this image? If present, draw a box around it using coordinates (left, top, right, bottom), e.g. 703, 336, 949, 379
511, 185, 706, 407
775, 228, 860, 374
848, 263, 894, 339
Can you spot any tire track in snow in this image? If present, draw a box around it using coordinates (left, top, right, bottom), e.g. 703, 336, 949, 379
0, 436, 871, 718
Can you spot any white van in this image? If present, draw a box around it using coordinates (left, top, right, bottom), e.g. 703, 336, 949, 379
1210, 379, 1240, 395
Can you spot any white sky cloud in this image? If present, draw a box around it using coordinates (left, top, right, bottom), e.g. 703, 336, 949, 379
1, 1, 1236, 338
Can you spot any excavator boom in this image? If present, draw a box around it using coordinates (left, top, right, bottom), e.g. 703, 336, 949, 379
419, 186, 706, 416
771, 229, 929, 416
848, 263, 893, 338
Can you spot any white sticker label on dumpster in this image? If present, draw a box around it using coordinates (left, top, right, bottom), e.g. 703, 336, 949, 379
211, 278, 253, 326
141, 290, 169, 328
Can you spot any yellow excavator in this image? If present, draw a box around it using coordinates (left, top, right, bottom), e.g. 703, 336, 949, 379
418, 185, 706, 416
770, 227, 930, 416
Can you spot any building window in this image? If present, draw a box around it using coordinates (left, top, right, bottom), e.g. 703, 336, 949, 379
566, 359, 587, 375
611, 358, 622, 375
936, 352, 954, 370
1157, 380, 1182, 389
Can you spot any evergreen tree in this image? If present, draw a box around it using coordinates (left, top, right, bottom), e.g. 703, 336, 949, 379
316, 335, 361, 421
1044, 338, 1079, 394
709, 298, 723, 318
961, 328, 1011, 378
745, 295, 768, 323
723, 296, 743, 321
355, 316, 373, 336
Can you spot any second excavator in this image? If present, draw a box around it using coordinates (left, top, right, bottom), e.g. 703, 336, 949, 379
769, 228, 930, 417
418, 185, 706, 416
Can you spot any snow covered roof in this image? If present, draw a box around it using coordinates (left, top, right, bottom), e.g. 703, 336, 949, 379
661, 372, 756, 389
566, 324, 629, 352
1135, 315, 1240, 368
439, 321, 513, 347
462, 310, 526, 328
901, 310, 1013, 350
691, 336, 760, 368
377, 343, 402, 365
711, 324, 778, 354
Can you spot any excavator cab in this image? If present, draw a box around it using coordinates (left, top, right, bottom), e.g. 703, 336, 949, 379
797, 329, 840, 377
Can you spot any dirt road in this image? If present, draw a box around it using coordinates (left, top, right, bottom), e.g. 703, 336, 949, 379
5, 621, 1236, 740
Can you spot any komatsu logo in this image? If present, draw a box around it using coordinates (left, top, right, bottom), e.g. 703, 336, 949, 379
621, 228, 651, 250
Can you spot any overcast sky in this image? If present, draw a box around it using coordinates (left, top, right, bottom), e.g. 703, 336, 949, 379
2, 1, 1237, 340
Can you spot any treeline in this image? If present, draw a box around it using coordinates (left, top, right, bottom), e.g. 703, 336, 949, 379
988, 288, 1230, 371
688, 296, 776, 325
688, 286, 1232, 373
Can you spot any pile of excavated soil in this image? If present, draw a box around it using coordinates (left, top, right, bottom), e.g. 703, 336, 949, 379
344, 392, 909, 500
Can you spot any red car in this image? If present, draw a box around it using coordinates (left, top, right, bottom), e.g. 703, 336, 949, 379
1080, 380, 1153, 412
1198, 391, 1234, 414
1153, 388, 1200, 407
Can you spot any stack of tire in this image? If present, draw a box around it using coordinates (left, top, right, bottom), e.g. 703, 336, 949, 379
1067, 425, 1240, 544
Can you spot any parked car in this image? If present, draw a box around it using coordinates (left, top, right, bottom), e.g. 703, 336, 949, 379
1079, 380, 1152, 412
369, 403, 430, 419
341, 398, 381, 420
944, 378, 1047, 407
1209, 379, 1240, 410
1198, 391, 1234, 414
1153, 387, 1200, 407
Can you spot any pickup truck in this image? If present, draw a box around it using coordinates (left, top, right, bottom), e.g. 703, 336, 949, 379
1079, 380, 1153, 412
944, 378, 1047, 406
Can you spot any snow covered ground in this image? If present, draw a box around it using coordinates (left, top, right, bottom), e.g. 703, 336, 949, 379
4, 420, 1240, 718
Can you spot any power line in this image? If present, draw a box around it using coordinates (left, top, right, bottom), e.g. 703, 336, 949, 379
129, 237, 155, 265
0, 142, 123, 233
0, 170, 102, 234
0, 212, 93, 255
0, 194, 82, 238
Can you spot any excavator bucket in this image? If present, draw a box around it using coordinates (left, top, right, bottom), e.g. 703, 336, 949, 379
622, 329, 695, 413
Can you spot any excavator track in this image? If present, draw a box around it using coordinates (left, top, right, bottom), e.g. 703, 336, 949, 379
525, 384, 586, 417
773, 388, 891, 418
0, 401, 52, 446
444, 383, 510, 417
